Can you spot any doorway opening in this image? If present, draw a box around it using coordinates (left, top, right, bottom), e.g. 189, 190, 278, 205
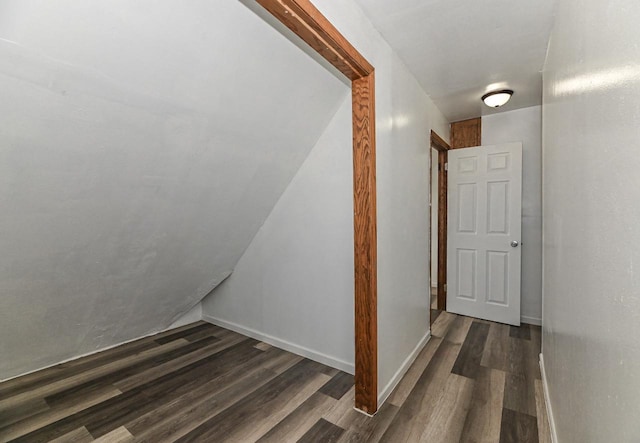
429, 130, 450, 325
254, 0, 378, 414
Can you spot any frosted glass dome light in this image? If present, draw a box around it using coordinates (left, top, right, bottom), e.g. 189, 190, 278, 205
482, 89, 514, 107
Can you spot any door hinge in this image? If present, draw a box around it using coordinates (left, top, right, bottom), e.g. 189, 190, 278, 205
444, 283, 447, 292
444, 163, 448, 171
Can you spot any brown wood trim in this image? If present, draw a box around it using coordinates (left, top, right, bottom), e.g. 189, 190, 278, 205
450, 117, 481, 149
430, 130, 449, 152
255, 0, 378, 413
256, 0, 373, 80
430, 131, 450, 312
352, 72, 377, 414
428, 151, 434, 324
437, 150, 448, 311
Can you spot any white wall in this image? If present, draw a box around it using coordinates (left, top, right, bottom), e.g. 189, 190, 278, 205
542, 0, 640, 441
0, 0, 348, 380
482, 106, 542, 324
203, 0, 450, 404
203, 98, 355, 372
375, 55, 449, 403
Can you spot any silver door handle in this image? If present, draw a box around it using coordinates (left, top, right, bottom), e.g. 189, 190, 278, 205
510, 240, 519, 247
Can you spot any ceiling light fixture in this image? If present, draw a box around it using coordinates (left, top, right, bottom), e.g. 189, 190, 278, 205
482, 89, 514, 108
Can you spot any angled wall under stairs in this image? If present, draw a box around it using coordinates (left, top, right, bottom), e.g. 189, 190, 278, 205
0, 0, 349, 380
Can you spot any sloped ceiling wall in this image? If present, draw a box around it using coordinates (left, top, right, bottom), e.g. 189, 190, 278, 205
0, 0, 349, 380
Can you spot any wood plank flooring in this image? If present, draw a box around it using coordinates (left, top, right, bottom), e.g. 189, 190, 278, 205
0, 315, 549, 442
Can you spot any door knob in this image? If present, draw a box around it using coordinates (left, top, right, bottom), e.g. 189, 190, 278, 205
510, 240, 519, 247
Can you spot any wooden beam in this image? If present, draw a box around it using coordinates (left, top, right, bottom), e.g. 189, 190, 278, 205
255, 0, 378, 413
450, 117, 481, 149
256, 0, 373, 79
352, 72, 377, 414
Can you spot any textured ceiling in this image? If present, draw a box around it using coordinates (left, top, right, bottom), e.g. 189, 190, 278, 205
352, 0, 557, 121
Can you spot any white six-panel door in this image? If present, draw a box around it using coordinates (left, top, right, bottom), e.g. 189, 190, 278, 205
447, 143, 522, 326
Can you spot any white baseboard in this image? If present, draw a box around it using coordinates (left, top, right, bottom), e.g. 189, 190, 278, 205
521, 315, 542, 326
539, 353, 559, 443
377, 331, 431, 408
202, 314, 354, 374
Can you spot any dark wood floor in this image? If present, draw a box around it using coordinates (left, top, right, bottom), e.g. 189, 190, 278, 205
0, 314, 550, 442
